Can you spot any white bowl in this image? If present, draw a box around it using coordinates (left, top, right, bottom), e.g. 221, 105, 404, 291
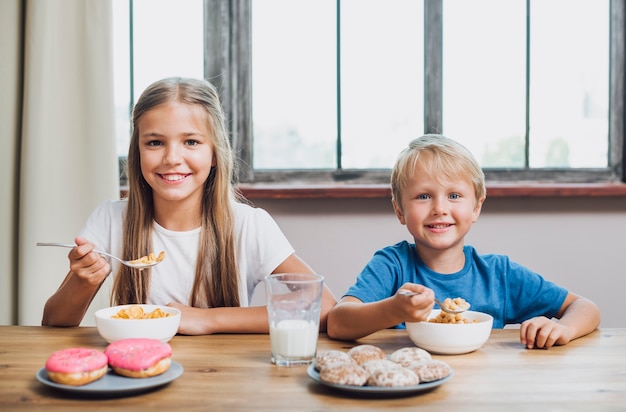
95, 304, 181, 343
405, 309, 493, 355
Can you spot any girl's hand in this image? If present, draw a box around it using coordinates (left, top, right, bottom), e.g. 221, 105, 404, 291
167, 302, 213, 335
519, 316, 575, 349
69, 236, 110, 286
393, 283, 435, 323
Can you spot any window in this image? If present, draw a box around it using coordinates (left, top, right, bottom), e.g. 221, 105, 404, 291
113, 0, 203, 174
116, 0, 625, 188
209, 0, 624, 185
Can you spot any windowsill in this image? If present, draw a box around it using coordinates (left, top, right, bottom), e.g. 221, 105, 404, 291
236, 182, 626, 200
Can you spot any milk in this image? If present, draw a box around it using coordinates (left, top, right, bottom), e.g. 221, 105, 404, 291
265, 273, 324, 366
270, 319, 318, 359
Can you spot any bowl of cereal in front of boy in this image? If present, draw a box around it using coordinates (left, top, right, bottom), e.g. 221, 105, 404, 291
405, 309, 493, 355
95, 304, 181, 343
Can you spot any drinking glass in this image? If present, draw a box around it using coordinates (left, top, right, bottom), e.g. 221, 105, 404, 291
265, 273, 324, 366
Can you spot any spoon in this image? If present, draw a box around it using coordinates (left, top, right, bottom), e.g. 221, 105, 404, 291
36, 242, 163, 269
398, 290, 470, 314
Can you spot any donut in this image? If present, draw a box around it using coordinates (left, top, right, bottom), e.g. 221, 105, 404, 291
367, 367, 420, 387
104, 338, 172, 378
406, 359, 452, 382
319, 363, 369, 386
315, 350, 355, 371
347, 344, 386, 365
45, 348, 108, 386
389, 347, 432, 367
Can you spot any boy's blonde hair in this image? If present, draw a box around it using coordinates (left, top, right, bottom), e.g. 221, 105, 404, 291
391, 134, 486, 207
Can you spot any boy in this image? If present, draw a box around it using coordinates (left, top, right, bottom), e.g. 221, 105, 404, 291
327, 135, 600, 349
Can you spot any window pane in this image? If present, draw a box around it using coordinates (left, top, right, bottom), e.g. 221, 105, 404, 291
132, 0, 204, 98
113, 0, 131, 157
113, 0, 203, 157
252, 0, 337, 169
443, 0, 527, 168
529, 0, 609, 168
341, 0, 424, 169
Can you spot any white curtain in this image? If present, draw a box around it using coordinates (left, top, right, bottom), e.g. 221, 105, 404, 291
0, 0, 118, 325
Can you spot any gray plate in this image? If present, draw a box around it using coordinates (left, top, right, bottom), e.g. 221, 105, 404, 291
307, 364, 453, 395
36, 361, 183, 396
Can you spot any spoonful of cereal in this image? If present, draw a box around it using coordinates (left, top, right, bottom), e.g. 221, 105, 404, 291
37, 242, 165, 269
398, 290, 470, 314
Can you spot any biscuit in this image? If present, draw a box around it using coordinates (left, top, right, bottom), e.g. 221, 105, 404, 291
389, 347, 432, 367
367, 367, 420, 387
359, 358, 402, 376
347, 344, 386, 365
406, 359, 452, 382
319, 363, 369, 386
315, 350, 355, 371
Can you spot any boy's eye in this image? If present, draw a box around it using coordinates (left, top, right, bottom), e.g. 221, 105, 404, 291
449, 193, 461, 200
417, 193, 430, 200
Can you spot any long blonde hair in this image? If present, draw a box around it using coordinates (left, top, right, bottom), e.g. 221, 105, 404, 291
112, 77, 242, 308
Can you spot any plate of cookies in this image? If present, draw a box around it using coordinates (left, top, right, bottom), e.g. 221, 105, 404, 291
308, 345, 453, 395
36, 338, 183, 396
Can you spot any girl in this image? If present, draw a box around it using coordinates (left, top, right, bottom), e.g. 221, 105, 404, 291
42, 77, 336, 334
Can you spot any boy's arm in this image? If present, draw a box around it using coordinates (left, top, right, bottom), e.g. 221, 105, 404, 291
554, 293, 601, 337
327, 287, 435, 341
520, 292, 601, 349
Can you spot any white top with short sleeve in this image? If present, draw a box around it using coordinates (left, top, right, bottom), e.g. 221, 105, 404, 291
79, 199, 294, 306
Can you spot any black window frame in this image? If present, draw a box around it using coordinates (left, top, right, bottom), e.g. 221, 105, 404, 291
203, 0, 626, 186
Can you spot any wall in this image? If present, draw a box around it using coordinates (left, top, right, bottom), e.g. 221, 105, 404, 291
17, 195, 625, 328
250, 196, 626, 328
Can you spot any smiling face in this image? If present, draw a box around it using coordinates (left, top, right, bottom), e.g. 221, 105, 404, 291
137, 101, 216, 213
393, 161, 485, 258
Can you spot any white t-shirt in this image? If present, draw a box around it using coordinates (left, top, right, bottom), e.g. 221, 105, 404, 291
79, 200, 294, 307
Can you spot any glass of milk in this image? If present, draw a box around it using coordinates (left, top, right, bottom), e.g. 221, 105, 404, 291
265, 273, 324, 366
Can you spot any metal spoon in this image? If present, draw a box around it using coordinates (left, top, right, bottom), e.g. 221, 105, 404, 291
36, 242, 163, 269
398, 290, 470, 314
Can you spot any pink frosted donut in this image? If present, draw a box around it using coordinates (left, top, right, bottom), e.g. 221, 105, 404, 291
105, 338, 172, 378
45, 348, 108, 386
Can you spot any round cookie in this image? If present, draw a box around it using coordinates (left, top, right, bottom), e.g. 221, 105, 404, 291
105, 338, 172, 378
389, 347, 432, 367
359, 358, 402, 376
315, 350, 355, 371
367, 367, 420, 387
45, 348, 108, 386
406, 359, 452, 382
347, 344, 386, 365
319, 363, 369, 386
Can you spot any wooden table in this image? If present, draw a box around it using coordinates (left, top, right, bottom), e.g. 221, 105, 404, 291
0, 326, 624, 411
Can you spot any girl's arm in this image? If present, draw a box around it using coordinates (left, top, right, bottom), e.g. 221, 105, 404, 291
41, 237, 110, 326
272, 253, 337, 332
170, 253, 337, 335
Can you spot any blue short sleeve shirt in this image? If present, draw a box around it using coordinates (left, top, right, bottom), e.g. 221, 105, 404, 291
343, 241, 568, 329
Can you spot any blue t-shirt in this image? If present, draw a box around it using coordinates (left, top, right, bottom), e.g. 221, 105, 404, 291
343, 241, 568, 329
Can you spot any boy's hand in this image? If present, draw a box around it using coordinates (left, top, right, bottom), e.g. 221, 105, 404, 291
394, 283, 435, 323
519, 317, 575, 349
